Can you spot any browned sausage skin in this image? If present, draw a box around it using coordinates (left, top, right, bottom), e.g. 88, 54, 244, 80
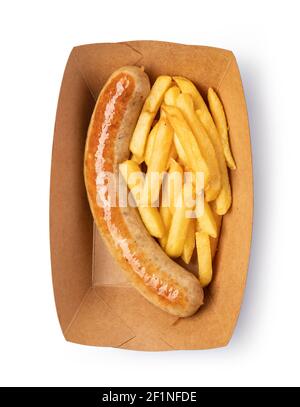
84, 66, 203, 317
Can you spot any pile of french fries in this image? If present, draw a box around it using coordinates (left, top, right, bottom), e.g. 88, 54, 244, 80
120, 75, 236, 287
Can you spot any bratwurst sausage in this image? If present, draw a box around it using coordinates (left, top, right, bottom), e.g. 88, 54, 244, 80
84, 66, 203, 317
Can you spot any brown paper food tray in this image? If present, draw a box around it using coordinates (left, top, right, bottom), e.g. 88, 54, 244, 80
50, 41, 253, 351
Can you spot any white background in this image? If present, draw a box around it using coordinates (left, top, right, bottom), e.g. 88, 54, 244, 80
0, 0, 299, 387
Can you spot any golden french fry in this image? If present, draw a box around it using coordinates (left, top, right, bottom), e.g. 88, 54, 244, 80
207, 88, 236, 170
166, 158, 183, 214
144, 121, 159, 166
144, 76, 172, 112
196, 200, 217, 238
166, 142, 178, 169
176, 93, 221, 201
129, 76, 172, 159
119, 160, 165, 238
196, 231, 212, 287
196, 108, 232, 214
164, 86, 181, 106
173, 133, 187, 166
165, 185, 191, 257
129, 111, 152, 161
162, 105, 211, 194
210, 213, 222, 259
173, 76, 206, 112
142, 118, 173, 205
138, 207, 165, 239
173, 76, 232, 214
159, 159, 182, 249
159, 205, 172, 249
159, 166, 175, 249
184, 166, 197, 182
181, 219, 196, 264
160, 106, 167, 119
119, 160, 144, 202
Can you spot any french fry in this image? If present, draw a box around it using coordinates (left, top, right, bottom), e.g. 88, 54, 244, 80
145, 120, 176, 169
166, 142, 178, 169
119, 160, 165, 238
173, 134, 188, 166
176, 93, 221, 201
207, 88, 236, 170
142, 118, 173, 205
196, 108, 232, 215
196, 231, 212, 287
129, 111, 152, 161
165, 184, 191, 257
159, 204, 172, 249
167, 158, 183, 214
181, 219, 196, 264
162, 105, 211, 194
144, 121, 159, 166
196, 200, 218, 238
164, 85, 181, 106
173, 76, 207, 111
160, 106, 167, 119
129, 76, 172, 159
160, 160, 183, 248
173, 76, 232, 214
210, 213, 222, 259
143, 76, 172, 112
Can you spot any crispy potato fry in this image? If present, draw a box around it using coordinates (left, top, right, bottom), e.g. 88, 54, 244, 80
181, 219, 196, 264
210, 213, 222, 259
129, 76, 172, 159
129, 111, 153, 161
144, 76, 172, 112
142, 118, 173, 205
173, 76, 206, 110
207, 88, 236, 170
145, 120, 175, 168
176, 93, 221, 201
159, 204, 172, 249
196, 231, 212, 287
166, 142, 178, 169
119, 160, 144, 202
165, 185, 191, 257
166, 158, 183, 214
162, 105, 211, 193
173, 76, 232, 214
164, 86, 181, 106
144, 121, 159, 166
160, 159, 183, 248
119, 160, 165, 238
196, 200, 218, 238
173, 133, 188, 166
183, 176, 197, 214
160, 106, 167, 119
196, 108, 232, 214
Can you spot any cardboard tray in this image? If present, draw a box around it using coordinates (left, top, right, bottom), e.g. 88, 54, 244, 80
50, 41, 253, 350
